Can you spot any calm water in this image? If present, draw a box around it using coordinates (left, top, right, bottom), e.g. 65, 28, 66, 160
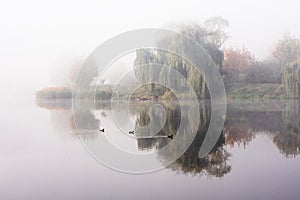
1, 97, 300, 200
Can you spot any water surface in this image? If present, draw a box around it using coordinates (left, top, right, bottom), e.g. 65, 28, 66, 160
1, 98, 300, 200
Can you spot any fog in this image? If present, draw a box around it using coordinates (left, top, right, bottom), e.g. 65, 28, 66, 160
1, 0, 300, 96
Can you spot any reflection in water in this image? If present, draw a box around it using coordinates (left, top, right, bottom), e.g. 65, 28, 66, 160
36, 100, 72, 110
274, 100, 300, 157
135, 102, 231, 177
36, 99, 300, 176
225, 101, 300, 158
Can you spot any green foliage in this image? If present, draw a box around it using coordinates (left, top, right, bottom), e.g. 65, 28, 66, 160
74, 86, 113, 100
282, 58, 300, 98
226, 84, 286, 100
94, 86, 113, 100
134, 20, 227, 99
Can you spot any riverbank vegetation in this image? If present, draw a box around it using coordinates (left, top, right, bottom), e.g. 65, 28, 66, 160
36, 17, 300, 101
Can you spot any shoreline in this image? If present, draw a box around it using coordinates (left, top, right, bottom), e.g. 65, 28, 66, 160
36, 83, 299, 101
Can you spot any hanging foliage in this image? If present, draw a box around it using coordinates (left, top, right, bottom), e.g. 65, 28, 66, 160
282, 58, 300, 98
133, 20, 227, 99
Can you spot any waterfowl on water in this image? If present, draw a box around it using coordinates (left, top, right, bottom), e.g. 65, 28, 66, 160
129, 130, 135, 135
167, 135, 173, 139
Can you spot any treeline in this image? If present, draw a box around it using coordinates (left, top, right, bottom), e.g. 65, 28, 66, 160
36, 17, 300, 100
222, 34, 300, 84
223, 34, 300, 98
222, 48, 281, 84
134, 22, 300, 99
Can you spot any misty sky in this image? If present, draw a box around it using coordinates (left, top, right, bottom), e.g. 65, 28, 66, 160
1, 0, 300, 96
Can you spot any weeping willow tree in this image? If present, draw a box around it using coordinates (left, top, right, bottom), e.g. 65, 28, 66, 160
273, 34, 300, 98
282, 58, 300, 98
134, 19, 227, 99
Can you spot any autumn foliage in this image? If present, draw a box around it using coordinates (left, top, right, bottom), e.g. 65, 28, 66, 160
223, 48, 256, 71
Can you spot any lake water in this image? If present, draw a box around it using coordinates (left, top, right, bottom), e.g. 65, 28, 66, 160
1, 97, 300, 200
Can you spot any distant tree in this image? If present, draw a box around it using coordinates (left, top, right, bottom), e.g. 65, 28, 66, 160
243, 60, 282, 83
69, 58, 99, 89
69, 59, 84, 86
282, 59, 300, 98
272, 34, 300, 65
272, 35, 300, 97
223, 47, 256, 71
203, 16, 229, 48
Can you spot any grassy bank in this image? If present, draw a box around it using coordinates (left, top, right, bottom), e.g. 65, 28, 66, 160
226, 84, 287, 100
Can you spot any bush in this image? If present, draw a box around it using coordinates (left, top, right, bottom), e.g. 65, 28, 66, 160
36, 87, 72, 100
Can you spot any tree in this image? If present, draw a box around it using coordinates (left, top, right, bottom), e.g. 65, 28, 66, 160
223, 47, 256, 71
272, 35, 300, 97
243, 60, 282, 83
134, 18, 228, 99
282, 59, 300, 98
272, 34, 300, 65
203, 16, 229, 48
69, 59, 84, 87
69, 58, 99, 89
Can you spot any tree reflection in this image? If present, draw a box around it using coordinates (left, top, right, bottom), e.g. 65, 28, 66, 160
274, 100, 300, 157
135, 102, 231, 177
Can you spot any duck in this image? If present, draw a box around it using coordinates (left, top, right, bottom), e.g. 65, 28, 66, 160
129, 130, 135, 135
167, 135, 173, 139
